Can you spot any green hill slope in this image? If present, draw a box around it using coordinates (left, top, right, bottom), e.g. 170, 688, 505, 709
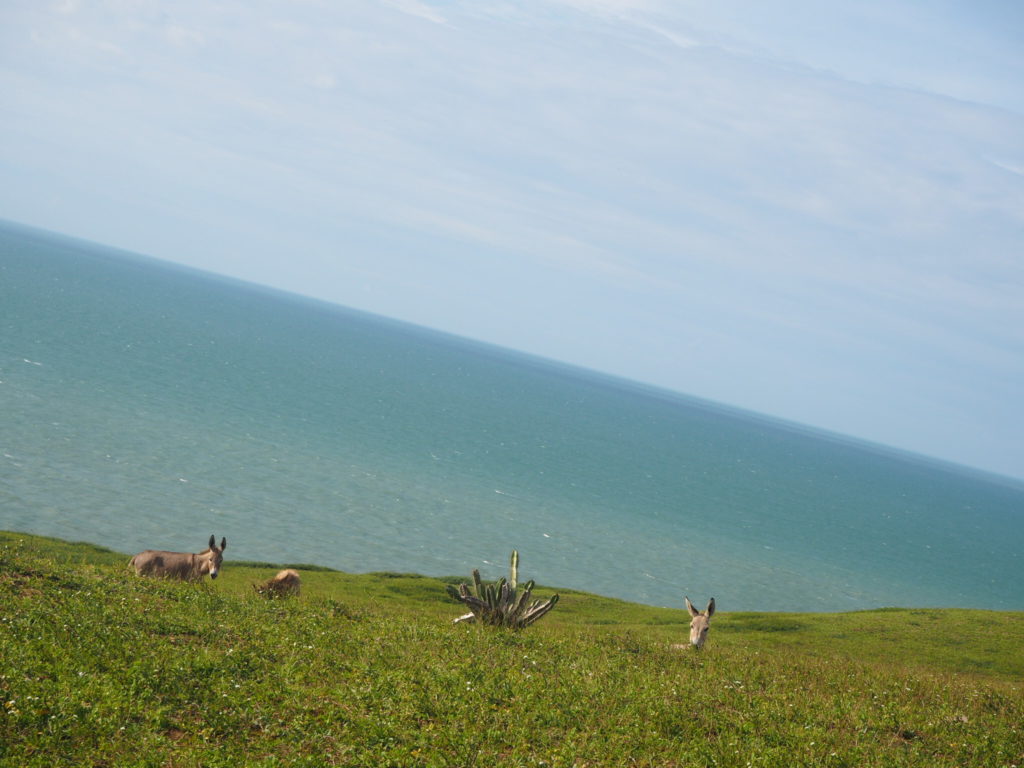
2, 531, 1021, 767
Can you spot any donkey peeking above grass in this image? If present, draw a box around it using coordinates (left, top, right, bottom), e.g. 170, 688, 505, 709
129, 535, 227, 582
685, 596, 716, 649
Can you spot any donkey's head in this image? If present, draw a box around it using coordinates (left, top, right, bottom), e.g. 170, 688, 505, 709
685, 596, 715, 649
200, 535, 227, 579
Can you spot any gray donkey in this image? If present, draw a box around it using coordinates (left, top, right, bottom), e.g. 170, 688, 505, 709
129, 535, 227, 581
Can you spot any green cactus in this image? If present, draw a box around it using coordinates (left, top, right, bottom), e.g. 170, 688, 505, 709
446, 550, 559, 629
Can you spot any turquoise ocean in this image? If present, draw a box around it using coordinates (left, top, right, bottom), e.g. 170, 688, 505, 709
2, 221, 1022, 612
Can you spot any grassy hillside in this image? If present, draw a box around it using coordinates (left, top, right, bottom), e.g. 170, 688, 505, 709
1, 531, 1021, 767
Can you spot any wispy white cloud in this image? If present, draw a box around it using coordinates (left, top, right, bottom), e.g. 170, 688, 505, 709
165, 24, 203, 47
380, 0, 448, 25
989, 157, 1024, 177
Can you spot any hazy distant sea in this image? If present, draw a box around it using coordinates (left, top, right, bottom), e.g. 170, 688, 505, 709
2, 221, 1022, 612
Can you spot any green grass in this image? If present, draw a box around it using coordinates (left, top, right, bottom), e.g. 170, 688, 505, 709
1, 531, 1022, 767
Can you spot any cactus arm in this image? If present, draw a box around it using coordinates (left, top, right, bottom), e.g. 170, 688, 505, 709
511, 585, 533, 617
521, 593, 559, 626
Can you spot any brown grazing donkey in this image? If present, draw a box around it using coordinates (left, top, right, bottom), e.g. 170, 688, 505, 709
253, 568, 301, 597
129, 535, 227, 581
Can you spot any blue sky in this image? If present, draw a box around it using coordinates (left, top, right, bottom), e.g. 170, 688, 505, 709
1, 0, 1022, 479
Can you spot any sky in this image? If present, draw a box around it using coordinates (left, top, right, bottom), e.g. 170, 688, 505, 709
1, 0, 1022, 479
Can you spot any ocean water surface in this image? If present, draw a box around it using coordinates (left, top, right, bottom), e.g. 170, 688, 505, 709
2, 221, 1022, 612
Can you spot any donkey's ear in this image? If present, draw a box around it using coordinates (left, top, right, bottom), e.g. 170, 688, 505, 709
685, 596, 698, 617
220, 537, 227, 551
706, 598, 716, 618
209, 534, 216, 550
